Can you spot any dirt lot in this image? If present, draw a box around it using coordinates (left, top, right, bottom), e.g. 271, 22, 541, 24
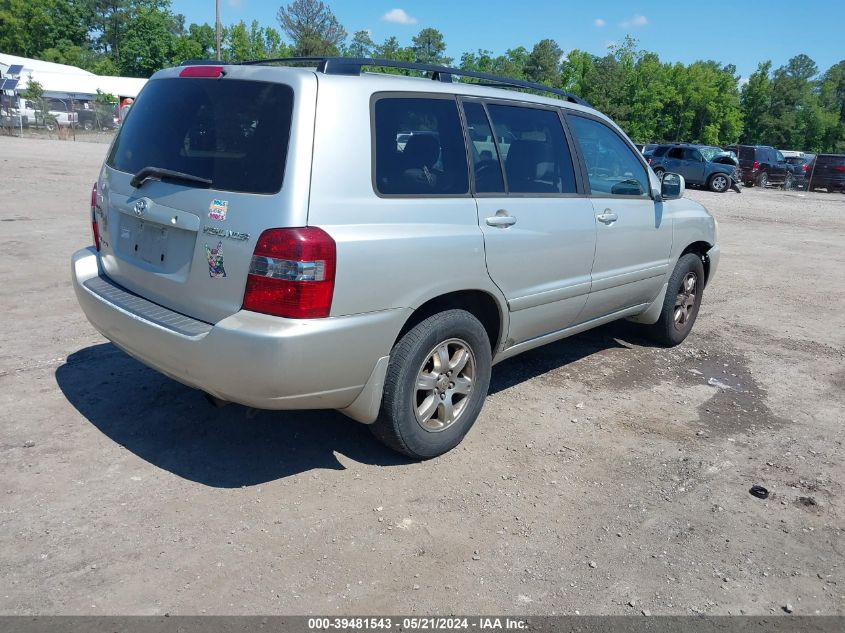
1, 136, 843, 616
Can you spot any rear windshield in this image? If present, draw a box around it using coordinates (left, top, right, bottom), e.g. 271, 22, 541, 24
817, 154, 845, 166
107, 78, 294, 194
737, 146, 755, 160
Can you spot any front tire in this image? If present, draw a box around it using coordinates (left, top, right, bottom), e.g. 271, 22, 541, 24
653, 168, 665, 179
646, 253, 706, 347
708, 173, 730, 193
371, 309, 492, 459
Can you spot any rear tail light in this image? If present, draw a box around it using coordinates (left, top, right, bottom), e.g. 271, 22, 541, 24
833, 165, 845, 173
90, 182, 100, 251
752, 161, 760, 171
647, 157, 652, 165
803, 164, 809, 173
242, 227, 336, 319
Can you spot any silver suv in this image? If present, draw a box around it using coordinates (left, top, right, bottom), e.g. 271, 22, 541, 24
72, 58, 720, 458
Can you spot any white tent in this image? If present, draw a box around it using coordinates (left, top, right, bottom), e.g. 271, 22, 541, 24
0, 53, 147, 100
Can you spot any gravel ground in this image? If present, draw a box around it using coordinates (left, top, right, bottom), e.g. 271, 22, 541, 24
1, 136, 843, 615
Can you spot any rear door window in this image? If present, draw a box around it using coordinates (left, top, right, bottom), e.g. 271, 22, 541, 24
667, 147, 684, 159
107, 78, 294, 195
462, 101, 505, 194
373, 97, 469, 196
485, 104, 577, 194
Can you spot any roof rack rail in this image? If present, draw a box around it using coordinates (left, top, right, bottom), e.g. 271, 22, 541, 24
236, 56, 592, 107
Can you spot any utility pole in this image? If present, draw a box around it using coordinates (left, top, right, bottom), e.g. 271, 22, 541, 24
215, 0, 221, 61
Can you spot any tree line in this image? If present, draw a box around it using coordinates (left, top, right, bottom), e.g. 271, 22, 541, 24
1, 0, 843, 151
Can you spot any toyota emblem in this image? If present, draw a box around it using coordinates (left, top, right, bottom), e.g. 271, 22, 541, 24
133, 199, 147, 217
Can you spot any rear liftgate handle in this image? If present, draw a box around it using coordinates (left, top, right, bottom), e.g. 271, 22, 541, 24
486, 209, 517, 228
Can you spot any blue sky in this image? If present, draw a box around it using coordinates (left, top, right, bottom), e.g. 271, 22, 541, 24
173, 0, 844, 79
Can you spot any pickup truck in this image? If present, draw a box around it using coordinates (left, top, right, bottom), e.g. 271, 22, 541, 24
15, 99, 78, 130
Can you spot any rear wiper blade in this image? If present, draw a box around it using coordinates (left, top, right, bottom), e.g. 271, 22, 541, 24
130, 166, 212, 189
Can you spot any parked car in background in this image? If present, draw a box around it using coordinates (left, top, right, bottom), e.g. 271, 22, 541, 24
808, 154, 845, 192
15, 99, 78, 130
76, 105, 118, 131
642, 143, 662, 157
784, 154, 815, 190
649, 143, 740, 193
725, 144, 790, 188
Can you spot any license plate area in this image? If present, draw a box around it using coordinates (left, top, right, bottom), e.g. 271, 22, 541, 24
116, 214, 194, 275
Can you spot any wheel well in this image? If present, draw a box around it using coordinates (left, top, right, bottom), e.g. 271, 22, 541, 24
396, 291, 503, 353
680, 241, 712, 286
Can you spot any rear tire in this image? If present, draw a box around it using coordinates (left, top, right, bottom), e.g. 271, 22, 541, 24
756, 171, 769, 188
646, 253, 705, 347
782, 174, 794, 190
370, 309, 492, 459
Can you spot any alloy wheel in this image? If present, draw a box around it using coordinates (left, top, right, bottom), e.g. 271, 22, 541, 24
673, 272, 698, 332
413, 338, 476, 432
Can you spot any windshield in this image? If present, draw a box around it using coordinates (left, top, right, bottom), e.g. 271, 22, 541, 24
699, 147, 724, 161
107, 78, 294, 194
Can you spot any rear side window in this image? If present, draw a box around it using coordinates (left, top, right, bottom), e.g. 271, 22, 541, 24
107, 78, 294, 195
486, 104, 577, 194
373, 97, 468, 196
567, 115, 650, 197
667, 147, 684, 159
652, 145, 670, 157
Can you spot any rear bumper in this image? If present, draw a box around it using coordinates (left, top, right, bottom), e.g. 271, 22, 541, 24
72, 247, 409, 411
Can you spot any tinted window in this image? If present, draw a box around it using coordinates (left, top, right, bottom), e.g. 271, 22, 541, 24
374, 97, 468, 195
486, 104, 576, 194
567, 115, 650, 197
652, 145, 670, 157
818, 154, 845, 166
667, 147, 684, 159
462, 102, 505, 193
107, 78, 293, 195
737, 146, 755, 161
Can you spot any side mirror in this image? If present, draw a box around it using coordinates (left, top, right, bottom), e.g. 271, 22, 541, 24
660, 172, 685, 200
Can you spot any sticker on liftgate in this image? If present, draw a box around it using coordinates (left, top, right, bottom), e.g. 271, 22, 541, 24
205, 241, 227, 278
207, 198, 229, 221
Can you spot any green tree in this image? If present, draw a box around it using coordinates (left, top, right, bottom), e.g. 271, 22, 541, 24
411, 27, 450, 65
172, 22, 215, 63
346, 30, 375, 58
223, 20, 288, 62
117, 3, 180, 76
0, 0, 88, 58
276, 0, 346, 56
524, 38, 562, 86
740, 61, 773, 144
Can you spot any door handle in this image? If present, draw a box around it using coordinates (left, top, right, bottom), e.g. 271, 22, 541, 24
596, 210, 618, 225
486, 211, 517, 228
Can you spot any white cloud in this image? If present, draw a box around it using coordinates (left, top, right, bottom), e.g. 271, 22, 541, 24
382, 8, 418, 25
594, 18, 606, 27
620, 14, 648, 28
738, 76, 750, 88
